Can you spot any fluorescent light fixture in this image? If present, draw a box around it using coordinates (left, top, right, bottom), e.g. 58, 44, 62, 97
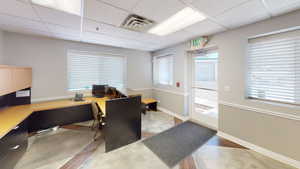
148, 7, 206, 36
31, 0, 82, 16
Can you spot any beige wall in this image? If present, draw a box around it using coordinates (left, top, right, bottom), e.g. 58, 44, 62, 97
152, 89, 188, 115
152, 43, 189, 116
211, 10, 300, 161
0, 30, 3, 64
219, 104, 300, 161
211, 10, 300, 116
152, 9, 300, 161
2, 32, 152, 101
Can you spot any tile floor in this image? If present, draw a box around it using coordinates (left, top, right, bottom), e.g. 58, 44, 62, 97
15, 111, 297, 169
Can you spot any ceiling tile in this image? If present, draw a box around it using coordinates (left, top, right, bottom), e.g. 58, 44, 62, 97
83, 19, 159, 45
156, 30, 196, 49
81, 31, 143, 50
84, 0, 129, 26
47, 23, 81, 37
99, 0, 140, 11
0, 14, 48, 32
33, 5, 81, 29
132, 0, 186, 23
16, 0, 30, 4
52, 33, 81, 42
184, 19, 226, 36
82, 29, 158, 51
214, 0, 270, 28
0, 0, 39, 20
264, 0, 300, 16
0, 24, 52, 37
190, 0, 250, 17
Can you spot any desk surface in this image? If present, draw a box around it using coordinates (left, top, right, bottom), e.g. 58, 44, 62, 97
0, 97, 109, 139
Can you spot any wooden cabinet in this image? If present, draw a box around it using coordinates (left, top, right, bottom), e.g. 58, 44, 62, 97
13, 68, 32, 92
0, 120, 28, 169
0, 65, 32, 96
0, 67, 13, 96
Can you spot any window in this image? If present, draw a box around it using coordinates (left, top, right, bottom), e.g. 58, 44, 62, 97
153, 54, 174, 85
67, 51, 126, 91
194, 51, 218, 90
247, 30, 300, 105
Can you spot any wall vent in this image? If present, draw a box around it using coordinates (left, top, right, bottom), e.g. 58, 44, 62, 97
121, 14, 154, 32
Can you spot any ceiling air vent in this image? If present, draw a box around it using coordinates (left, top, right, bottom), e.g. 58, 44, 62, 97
121, 14, 154, 32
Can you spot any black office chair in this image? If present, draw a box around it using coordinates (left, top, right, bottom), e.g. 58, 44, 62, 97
91, 101, 103, 140
141, 103, 147, 115
92, 85, 108, 98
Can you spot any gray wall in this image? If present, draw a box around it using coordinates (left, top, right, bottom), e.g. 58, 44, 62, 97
211, 10, 300, 116
152, 43, 189, 116
0, 30, 3, 64
211, 10, 300, 161
2, 32, 152, 101
219, 104, 300, 161
152, 10, 300, 161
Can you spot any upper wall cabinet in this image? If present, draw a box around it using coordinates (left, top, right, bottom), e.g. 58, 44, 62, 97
12, 67, 32, 92
0, 66, 14, 96
0, 65, 32, 96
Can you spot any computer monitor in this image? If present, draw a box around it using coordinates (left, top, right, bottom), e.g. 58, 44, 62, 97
92, 85, 108, 98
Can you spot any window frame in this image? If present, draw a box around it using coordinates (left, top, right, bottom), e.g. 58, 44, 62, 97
246, 35, 300, 106
152, 54, 174, 86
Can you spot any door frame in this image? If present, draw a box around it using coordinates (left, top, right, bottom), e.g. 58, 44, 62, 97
188, 48, 219, 129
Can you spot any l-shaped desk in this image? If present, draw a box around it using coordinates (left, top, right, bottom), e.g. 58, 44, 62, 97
0, 97, 108, 139
0, 92, 142, 169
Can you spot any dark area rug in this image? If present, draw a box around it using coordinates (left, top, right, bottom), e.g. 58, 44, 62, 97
143, 121, 216, 167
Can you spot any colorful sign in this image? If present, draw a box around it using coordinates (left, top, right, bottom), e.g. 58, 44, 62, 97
190, 36, 209, 50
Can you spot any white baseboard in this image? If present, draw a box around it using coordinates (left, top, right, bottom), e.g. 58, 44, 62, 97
127, 88, 153, 91
217, 131, 300, 169
153, 88, 189, 96
157, 106, 189, 121
189, 117, 218, 130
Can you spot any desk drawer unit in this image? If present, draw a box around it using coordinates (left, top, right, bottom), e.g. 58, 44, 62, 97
0, 120, 28, 169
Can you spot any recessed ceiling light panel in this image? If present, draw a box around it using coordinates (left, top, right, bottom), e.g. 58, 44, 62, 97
31, 0, 82, 16
148, 7, 206, 36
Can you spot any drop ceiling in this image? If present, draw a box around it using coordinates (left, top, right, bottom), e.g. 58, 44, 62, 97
0, 0, 299, 51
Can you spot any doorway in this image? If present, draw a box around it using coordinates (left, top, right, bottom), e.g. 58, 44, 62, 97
191, 50, 218, 129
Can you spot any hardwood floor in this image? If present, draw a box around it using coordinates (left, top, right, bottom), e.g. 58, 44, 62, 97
59, 135, 104, 169
173, 117, 247, 169
142, 131, 156, 138
61, 124, 93, 131
179, 156, 197, 169
205, 136, 248, 149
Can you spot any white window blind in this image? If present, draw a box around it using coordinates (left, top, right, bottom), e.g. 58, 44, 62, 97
247, 32, 300, 105
153, 54, 174, 85
68, 51, 126, 91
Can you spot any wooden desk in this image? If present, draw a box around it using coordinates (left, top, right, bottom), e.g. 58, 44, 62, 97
142, 98, 158, 111
1, 94, 141, 156
0, 97, 109, 139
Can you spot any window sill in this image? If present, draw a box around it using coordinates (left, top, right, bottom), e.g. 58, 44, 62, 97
153, 83, 174, 87
67, 89, 92, 94
247, 98, 300, 110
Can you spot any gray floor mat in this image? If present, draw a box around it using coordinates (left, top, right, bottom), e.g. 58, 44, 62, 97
143, 121, 216, 167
